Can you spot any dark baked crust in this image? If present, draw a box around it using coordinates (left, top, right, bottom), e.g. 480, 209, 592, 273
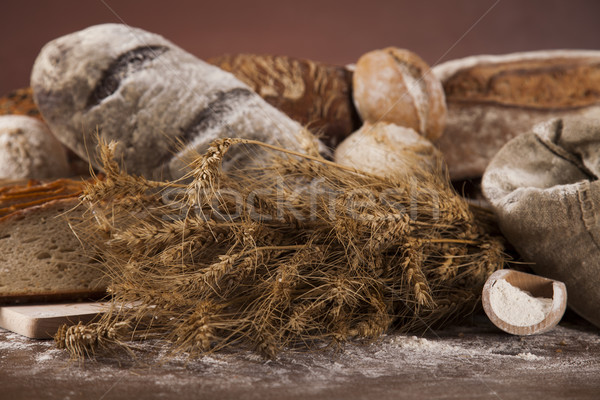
0, 178, 86, 220
209, 53, 360, 148
0, 87, 41, 119
444, 57, 600, 110
433, 51, 600, 180
87, 45, 169, 108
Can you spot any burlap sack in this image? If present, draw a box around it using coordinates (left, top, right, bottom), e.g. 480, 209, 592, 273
482, 116, 600, 328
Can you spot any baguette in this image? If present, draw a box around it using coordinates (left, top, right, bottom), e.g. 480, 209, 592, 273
433, 50, 600, 180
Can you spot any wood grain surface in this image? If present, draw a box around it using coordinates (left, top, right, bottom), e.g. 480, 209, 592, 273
1, 311, 598, 400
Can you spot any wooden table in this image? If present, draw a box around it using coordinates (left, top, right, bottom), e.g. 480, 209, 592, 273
1, 311, 599, 400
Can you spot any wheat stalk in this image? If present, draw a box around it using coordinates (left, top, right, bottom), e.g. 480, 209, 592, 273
56, 137, 506, 360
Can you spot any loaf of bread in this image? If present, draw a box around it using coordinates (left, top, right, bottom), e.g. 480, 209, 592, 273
31, 24, 322, 180
0, 87, 41, 120
334, 122, 443, 180
0, 180, 106, 304
0, 88, 90, 178
433, 50, 600, 180
352, 47, 447, 141
208, 53, 359, 148
0, 115, 70, 179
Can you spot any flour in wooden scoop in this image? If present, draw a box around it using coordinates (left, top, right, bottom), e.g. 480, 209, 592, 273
490, 279, 553, 326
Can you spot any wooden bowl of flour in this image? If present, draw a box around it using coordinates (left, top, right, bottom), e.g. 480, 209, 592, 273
482, 269, 567, 335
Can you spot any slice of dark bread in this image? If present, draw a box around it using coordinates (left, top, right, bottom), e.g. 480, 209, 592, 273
0, 197, 107, 304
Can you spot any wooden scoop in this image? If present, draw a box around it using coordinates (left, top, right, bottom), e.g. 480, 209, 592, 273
482, 269, 567, 335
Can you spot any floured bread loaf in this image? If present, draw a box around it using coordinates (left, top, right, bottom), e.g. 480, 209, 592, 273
31, 24, 322, 180
209, 53, 359, 148
0, 115, 70, 179
433, 50, 600, 180
0, 195, 106, 304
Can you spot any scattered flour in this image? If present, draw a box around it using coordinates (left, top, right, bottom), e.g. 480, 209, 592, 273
201, 355, 230, 366
4, 324, 598, 394
390, 335, 457, 353
0, 331, 30, 351
489, 279, 553, 327
516, 352, 544, 361
35, 348, 63, 363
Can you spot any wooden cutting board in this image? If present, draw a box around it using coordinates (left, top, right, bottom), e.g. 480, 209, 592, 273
0, 302, 108, 339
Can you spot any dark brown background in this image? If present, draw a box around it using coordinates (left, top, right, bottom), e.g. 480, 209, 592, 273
1, 0, 600, 95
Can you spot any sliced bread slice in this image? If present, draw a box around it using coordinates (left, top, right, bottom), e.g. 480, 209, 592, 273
0, 197, 107, 304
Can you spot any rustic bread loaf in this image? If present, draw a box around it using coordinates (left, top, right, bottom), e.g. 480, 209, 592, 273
31, 24, 322, 180
352, 47, 447, 141
208, 53, 359, 148
0, 197, 107, 304
433, 50, 600, 180
0, 115, 70, 179
0, 88, 90, 178
0, 87, 41, 120
334, 122, 443, 180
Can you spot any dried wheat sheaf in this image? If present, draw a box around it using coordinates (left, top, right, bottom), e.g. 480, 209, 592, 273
56, 137, 505, 359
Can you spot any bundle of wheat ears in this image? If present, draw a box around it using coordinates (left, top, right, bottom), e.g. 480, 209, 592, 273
55, 136, 505, 359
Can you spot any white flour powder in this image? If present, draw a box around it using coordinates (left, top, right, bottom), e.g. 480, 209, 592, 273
489, 279, 553, 326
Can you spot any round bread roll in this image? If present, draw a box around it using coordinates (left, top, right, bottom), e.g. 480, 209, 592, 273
31, 24, 322, 180
0, 115, 70, 179
333, 122, 443, 180
352, 48, 447, 141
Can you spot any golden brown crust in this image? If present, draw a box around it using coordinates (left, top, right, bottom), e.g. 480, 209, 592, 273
0, 178, 87, 220
0, 196, 80, 223
432, 51, 600, 180
0, 87, 41, 119
208, 54, 359, 148
0, 288, 107, 305
352, 47, 447, 141
443, 57, 600, 109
